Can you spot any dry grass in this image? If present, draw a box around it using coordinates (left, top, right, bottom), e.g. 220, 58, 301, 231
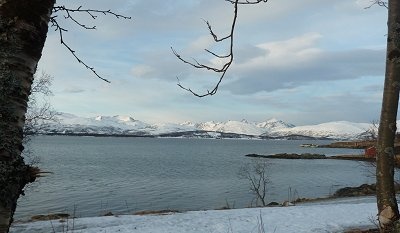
134, 209, 180, 216
31, 213, 70, 221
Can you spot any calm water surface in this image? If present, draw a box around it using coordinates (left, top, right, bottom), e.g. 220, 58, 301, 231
15, 136, 373, 220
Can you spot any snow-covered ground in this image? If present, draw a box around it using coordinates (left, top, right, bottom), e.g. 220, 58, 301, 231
11, 201, 378, 233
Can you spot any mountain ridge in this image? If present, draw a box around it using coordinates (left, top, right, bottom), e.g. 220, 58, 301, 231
37, 112, 376, 140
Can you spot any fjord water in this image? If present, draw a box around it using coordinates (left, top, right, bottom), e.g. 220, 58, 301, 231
15, 136, 373, 220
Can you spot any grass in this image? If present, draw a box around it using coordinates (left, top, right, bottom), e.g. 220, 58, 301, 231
134, 209, 181, 216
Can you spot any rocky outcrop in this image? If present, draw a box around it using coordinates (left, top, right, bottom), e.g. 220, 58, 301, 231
245, 153, 326, 159
333, 183, 400, 197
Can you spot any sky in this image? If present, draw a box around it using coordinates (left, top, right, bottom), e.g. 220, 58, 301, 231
38, 0, 388, 125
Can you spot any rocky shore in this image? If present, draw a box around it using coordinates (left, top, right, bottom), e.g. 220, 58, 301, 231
245, 153, 326, 159
333, 183, 400, 197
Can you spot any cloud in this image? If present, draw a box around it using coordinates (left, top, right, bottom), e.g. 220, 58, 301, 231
186, 35, 215, 54
234, 44, 267, 64
61, 86, 86, 94
362, 84, 383, 92
131, 65, 155, 78
241, 33, 323, 68
224, 33, 385, 94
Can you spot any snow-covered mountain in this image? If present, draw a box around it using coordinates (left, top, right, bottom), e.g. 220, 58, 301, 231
268, 121, 371, 140
41, 113, 156, 136
195, 120, 264, 136
194, 118, 295, 136
39, 113, 374, 140
256, 118, 295, 131
40, 113, 199, 136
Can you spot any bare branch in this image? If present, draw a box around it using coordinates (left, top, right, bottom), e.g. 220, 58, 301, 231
225, 0, 268, 4
50, 6, 132, 83
203, 19, 231, 42
171, 48, 226, 73
31, 72, 53, 96
52, 5, 131, 29
364, 0, 388, 9
238, 159, 270, 207
204, 49, 231, 59
362, 120, 379, 140
23, 72, 60, 165
172, 0, 268, 97
24, 72, 59, 137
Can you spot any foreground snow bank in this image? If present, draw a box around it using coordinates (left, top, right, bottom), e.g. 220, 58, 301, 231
11, 202, 377, 233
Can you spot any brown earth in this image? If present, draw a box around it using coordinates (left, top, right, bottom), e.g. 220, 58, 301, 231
30, 213, 70, 221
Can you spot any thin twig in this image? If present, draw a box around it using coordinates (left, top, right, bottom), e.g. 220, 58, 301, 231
364, 0, 388, 9
225, 0, 268, 4
172, 0, 268, 97
50, 6, 131, 83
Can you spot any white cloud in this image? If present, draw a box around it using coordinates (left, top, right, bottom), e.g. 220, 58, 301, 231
186, 35, 215, 53
237, 33, 323, 69
223, 32, 385, 94
131, 65, 155, 78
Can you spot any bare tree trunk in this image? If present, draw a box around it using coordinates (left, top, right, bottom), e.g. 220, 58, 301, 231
376, 0, 400, 232
0, 1, 55, 232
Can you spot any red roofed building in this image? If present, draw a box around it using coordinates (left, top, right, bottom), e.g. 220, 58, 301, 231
365, 146, 376, 158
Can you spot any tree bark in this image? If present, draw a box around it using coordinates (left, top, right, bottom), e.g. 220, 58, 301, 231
0, 1, 55, 232
376, 0, 400, 232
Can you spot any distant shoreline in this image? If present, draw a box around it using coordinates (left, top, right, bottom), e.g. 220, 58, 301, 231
32, 132, 336, 140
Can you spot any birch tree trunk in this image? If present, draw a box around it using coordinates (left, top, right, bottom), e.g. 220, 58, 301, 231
0, 1, 55, 232
376, 0, 400, 232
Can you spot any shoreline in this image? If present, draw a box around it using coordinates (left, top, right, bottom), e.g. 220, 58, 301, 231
245, 152, 400, 168
10, 201, 379, 233
18, 184, 381, 224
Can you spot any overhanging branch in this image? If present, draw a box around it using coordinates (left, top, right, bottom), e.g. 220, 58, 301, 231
50, 6, 132, 83
172, 0, 268, 97
364, 0, 388, 9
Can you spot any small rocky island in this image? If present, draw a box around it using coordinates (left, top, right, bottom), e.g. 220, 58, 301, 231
245, 153, 326, 159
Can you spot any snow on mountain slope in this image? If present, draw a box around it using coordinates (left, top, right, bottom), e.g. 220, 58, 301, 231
43, 113, 157, 135
151, 122, 196, 135
58, 114, 149, 129
256, 118, 295, 131
270, 121, 371, 139
41, 113, 376, 139
196, 120, 265, 136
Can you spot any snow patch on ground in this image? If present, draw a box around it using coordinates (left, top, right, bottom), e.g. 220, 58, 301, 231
11, 202, 378, 233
